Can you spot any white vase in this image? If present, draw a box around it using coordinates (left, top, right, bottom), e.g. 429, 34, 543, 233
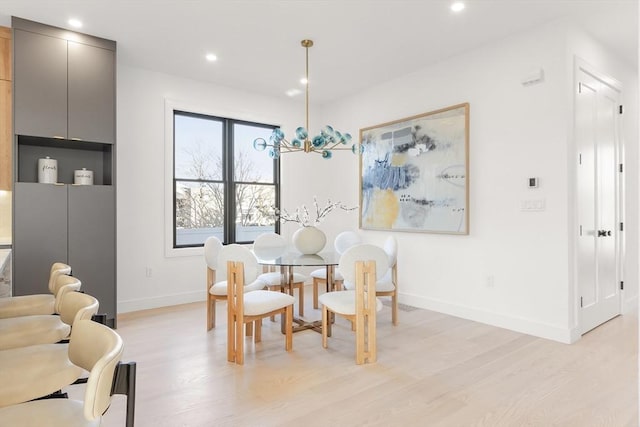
292, 226, 327, 255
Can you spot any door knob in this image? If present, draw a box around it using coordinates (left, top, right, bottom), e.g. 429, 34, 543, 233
597, 230, 606, 237
607, 230, 612, 236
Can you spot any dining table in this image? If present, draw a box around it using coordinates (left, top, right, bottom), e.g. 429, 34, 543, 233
254, 250, 340, 333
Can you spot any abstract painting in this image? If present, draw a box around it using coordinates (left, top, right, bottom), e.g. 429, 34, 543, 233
359, 103, 469, 234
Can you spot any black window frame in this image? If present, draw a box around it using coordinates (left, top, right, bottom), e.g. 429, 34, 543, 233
172, 110, 280, 248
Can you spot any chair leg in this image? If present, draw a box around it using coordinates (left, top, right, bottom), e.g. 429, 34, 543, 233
207, 296, 215, 331
246, 321, 253, 337
227, 313, 235, 363
111, 361, 137, 427
254, 319, 262, 343
298, 284, 304, 317
313, 278, 320, 309
321, 306, 329, 348
285, 306, 293, 351
368, 312, 377, 363
392, 293, 398, 326
236, 314, 244, 365
356, 312, 365, 365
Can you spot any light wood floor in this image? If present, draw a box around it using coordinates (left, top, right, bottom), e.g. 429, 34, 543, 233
77, 287, 638, 427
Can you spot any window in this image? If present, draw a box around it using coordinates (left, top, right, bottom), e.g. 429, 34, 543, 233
173, 110, 279, 247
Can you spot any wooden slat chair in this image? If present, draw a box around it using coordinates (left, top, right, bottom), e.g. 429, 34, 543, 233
225, 244, 295, 365
0, 262, 72, 319
319, 244, 388, 364
0, 319, 137, 427
342, 235, 399, 325
254, 233, 307, 317
206, 236, 266, 331
310, 231, 361, 309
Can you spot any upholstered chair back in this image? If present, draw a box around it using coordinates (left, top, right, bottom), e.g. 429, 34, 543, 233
68, 319, 124, 421
217, 244, 259, 284
58, 290, 99, 326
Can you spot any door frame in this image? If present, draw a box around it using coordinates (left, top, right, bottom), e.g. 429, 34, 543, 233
572, 56, 624, 339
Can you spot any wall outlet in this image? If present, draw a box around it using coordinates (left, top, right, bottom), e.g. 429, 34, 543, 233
486, 275, 495, 288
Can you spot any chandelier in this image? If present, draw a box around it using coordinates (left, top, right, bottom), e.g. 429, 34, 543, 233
253, 39, 360, 159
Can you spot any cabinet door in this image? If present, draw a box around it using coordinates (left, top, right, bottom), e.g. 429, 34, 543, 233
67, 185, 115, 323
13, 182, 68, 295
68, 42, 115, 144
13, 29, 67, 139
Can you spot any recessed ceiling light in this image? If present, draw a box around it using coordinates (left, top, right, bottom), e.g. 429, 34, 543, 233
286, 89, 302, 97
451, 2, 465, 12
68, 18, 83, 28
205, 53, 218, 62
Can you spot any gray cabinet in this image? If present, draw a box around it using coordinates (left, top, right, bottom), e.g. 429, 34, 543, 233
12, 18, 116, 144
68, 185, 116, 324
13, 183, 116, 325
13, 29, 67, 139
13, 183, 67, 295
12, 17, 117, 327
68, 42, 115, 143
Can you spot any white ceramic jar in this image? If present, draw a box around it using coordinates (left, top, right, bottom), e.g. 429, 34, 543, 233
74, 168, 94, 185
38, 157, 57, 184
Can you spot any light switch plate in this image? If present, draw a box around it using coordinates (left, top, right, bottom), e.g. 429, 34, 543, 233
521, 198, 545, 211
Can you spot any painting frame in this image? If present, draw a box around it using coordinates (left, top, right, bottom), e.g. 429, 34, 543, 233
358, 103, 469, 234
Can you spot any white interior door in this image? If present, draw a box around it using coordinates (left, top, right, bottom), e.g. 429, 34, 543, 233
576, 61, 622, 335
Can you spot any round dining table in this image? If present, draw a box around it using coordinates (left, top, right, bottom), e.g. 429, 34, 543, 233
254, 251, 340, 333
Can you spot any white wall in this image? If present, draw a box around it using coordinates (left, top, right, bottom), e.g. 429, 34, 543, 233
319, 22, 573, 342
316, 20, 638, 343
116, 66, 303, 311
117, 20, 637, 344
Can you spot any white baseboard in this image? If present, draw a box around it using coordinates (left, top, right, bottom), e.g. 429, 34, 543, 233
119, 290, 596, 345
398, 292, 574, 344
118, 291, 204, 313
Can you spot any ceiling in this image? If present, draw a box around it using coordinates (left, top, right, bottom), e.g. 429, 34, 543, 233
0, 1, 637, 105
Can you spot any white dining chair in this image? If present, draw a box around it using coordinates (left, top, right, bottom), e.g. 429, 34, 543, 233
205, 235, 224, 330
319, 243, 388, 364
310, 230, 362, 309
224, 244, 295, 365
343, 235, 399, 325
205, 236, 266, 331
254, 233, 307, 316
